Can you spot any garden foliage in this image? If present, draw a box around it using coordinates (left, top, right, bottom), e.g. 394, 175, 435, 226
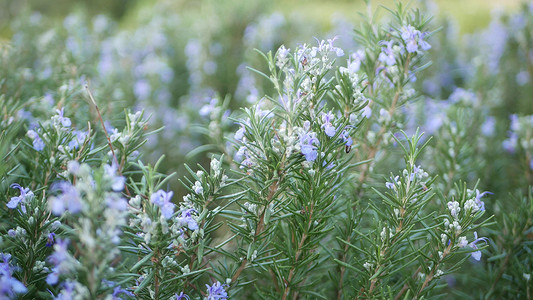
0, 1, 532, 299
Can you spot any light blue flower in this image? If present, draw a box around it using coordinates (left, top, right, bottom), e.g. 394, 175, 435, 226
48, 182, 82, 215
469, 232, 488, 261
46, 233, 56, 247
54, 280, 75, 299
475, 190, 492, 212
46, 238, 70, 285
178, 208, 198, 231
175, 291, 190, 300
386, 176, 399, 189
321, 111, 336, 137
112, 285, 135, 299
234, 124, 246, 141
7, 183, 33, 213
205, 281, 228, 300
378, 40, 396, 66
104, 164, 125, 192
0, 253, 27, 298
341, 130, 353, 147
481, 117, 495, 136
150, 190, 175, 219
27, 129, 45, 151
401, 25, 431, 53
68, 130, 88, 149
362, 106, 372, 119
299, 131, 319, 162
134, 79, 151, 101
56, 108, 71, 127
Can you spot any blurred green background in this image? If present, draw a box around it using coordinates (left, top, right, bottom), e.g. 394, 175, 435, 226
0, 0, 524, 39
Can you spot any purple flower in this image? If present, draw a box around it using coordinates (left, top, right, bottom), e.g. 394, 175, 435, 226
378, 40, 396, 66
205, 281, 228, 300
481, 117, 495, 136
106, 194, 128, 211
27, 129, 45, 151
0, 253, 27, 298
54, 280, 75, 300
386, 176, 399, 189
401, 25, 431, 53
150, 190, 175, 219
150, 190, 173, 206
299, 131, 319, 162
475, 190, 492, 212
112, 286, 135, 299
321, 111, 336, 137
341, 130, 353, 147
68, 130, 88, 149
56, 108, 72, 127
362, 106, 372, 119
134, 79, 151, 101
7, 184, 34, 213
199, 98, 217, 117
502, 133, 518, 153
401, 25, 419, 53
327, 36, 344, 57
46, 233, 56, 247
418, 32, 431, 51
46, 238, 70, 285
510, 114, 520, 132
104, 164, 125, 192
347, 50, 364, 73
234, 125, 246, 141
175, 292, 190, 300
469, 232, 488, 261
178, 208, 198, 231
48, 182, 83, 215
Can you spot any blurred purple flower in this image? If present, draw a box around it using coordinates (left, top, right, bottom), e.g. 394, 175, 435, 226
378, 40, 396, 66
481, 117, 495, 136
362, 106, 372, 118
48, 182, 82, 215
401, 25, 419, 53
68, 130, 88, 149
56, 108, 71, 127
347, 50, 364, 73
502, 132, 518, 153
134, 79, 151, 101
54, 280, 75, 299
235, 124, 246, 141
510, 114, 520, 132
104, 164, 125, 192
27, 129, 45, 151
0, 253, 27, 297
46, 238, 70, 285
516, 70, 530, 86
